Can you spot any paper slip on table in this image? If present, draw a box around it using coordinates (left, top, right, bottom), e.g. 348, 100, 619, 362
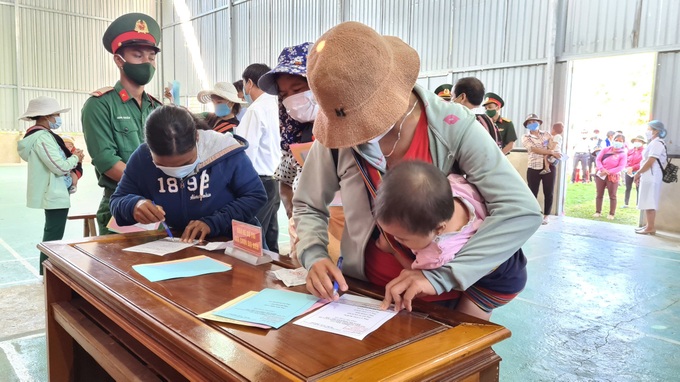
40, 231, 511, 381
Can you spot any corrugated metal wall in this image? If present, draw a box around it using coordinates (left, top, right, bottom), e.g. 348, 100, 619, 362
0, 0, 158, 133
4, 0, 680, 145
653, 51, 680, 155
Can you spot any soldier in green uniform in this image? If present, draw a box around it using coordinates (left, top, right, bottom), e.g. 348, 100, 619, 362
433, 84, 453, 101
483, 92, 517, 155
82, 13, 163, 234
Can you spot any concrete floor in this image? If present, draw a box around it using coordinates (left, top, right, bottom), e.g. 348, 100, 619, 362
1, 163, 679, 381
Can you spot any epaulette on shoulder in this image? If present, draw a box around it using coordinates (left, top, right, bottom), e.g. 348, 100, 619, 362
148, 93, 162, 105
90, 86, 114, 97
502, 117, 512, 123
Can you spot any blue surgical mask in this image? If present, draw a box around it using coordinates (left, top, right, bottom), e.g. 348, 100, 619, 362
244, 80, 253, 104
155, 154, 200, 179
613, 142, 624, 149
48, 116, 62, 130
214, 103, 231, 117
526, 122, 539, 131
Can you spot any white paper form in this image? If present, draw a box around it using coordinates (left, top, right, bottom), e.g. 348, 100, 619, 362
294, 294, 397, 340
123, 238, 197, 256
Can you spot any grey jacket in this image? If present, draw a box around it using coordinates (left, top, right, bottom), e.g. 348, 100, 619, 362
293, 85, 542, 293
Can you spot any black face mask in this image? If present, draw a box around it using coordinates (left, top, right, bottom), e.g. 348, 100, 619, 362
118, 55, 155, 85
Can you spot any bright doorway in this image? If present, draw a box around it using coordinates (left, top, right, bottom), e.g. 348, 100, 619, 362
561, 53, 655, 226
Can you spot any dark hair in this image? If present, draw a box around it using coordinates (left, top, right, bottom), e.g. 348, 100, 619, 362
231, 80, 243, 116
233, 79, 243, 93
242, 64, 271, 89
145, 105, 199, 156
453, 77, 486, 106
373, 161, 454, 235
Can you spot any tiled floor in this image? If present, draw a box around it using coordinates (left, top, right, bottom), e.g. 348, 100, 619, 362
1, 163, 679, 381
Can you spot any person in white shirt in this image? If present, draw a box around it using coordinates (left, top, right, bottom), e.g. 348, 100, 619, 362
235, 64, 282, 252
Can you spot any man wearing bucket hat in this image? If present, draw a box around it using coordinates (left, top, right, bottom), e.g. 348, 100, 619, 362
483, 92, 517, 155
82, 12, 163, 235
622, 134, 646, 208
196, 82, 248, 133
17, 97, 85, 274
236, 63, 282, 253
522, 114, 561, 225
293, 22, 541, 320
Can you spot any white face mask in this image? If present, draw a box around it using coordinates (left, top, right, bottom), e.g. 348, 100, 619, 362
633, 141, 643, 148
155, 155, 200, 179
368, 125, 393, 144
282, 90, 318, 123
645, 130, 654, 141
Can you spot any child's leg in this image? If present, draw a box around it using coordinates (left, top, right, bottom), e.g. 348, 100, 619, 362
540, 156, 551, 174
70, 173, 79, 187
455, 295, 492, 321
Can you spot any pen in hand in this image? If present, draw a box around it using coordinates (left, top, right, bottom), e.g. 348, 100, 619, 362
333, 256, 344, 296
151, 201, 173, 239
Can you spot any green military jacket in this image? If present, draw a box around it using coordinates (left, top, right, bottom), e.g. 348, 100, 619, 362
82, 81, 161, 191
495, 117, 517, 149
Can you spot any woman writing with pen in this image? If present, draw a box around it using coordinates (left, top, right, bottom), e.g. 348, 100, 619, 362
110, 105, 267, 242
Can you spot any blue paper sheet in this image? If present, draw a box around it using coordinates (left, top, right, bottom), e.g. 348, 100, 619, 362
213, 288, 319, 329
133, 255, 231, 282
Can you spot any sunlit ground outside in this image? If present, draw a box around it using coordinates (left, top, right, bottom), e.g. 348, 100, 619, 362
563, 180, 640, 226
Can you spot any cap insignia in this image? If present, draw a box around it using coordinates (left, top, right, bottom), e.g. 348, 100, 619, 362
135, 20, 149, 34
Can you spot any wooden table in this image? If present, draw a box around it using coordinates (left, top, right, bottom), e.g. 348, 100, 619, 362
40, 232, 511, 381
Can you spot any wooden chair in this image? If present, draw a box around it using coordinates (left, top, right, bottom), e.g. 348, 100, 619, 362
67, 213, 97, 237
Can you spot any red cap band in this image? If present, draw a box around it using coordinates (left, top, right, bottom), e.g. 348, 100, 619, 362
111, 31, 156, 54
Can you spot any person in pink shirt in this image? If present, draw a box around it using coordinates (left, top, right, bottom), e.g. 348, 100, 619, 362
593, 133, 628, 219
373, 161, 487, 270
623, 135, 645, 208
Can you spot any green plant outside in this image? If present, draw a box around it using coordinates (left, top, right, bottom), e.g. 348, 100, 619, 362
563, 181, 640, 226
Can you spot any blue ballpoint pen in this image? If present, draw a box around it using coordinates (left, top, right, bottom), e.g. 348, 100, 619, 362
152, 201, 173, 239
333, 256, 344, 296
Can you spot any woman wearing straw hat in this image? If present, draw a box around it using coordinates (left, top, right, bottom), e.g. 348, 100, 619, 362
195, 82, 248, 134
292, 22, 542, 320
17, 97, 84, 275
634, 121, 668, 235
623, 135, 646, 208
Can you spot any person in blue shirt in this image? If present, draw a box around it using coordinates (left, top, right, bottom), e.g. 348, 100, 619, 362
110, 105, 267, 242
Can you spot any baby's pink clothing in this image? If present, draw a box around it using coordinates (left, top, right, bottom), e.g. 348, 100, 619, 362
411, 174, 487, 270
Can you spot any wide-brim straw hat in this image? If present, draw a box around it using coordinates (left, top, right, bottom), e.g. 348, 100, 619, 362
19, 96, 70, 121
197, 82, 247, 104
308, 21, 420, 148
523, 113, 543, 127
